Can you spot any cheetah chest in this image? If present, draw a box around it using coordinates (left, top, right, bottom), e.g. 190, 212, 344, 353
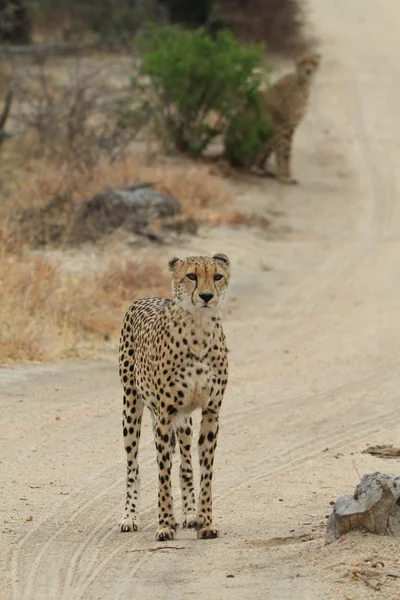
139, 312, 226, 415
154, 350, 222, 416
180, 361, 215, 413
287, 89, 309, 126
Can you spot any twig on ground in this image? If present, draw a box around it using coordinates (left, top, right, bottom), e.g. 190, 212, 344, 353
357, 574, 381, 591
126, 546, 186, 553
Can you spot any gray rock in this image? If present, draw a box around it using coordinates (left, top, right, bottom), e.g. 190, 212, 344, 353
325, 472, 400, 544
70, 183, 181, 244
10, 183, 183, 247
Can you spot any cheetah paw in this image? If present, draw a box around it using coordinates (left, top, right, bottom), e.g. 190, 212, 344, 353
278, 176, 298, 185
197, 524, 218, 539
256, 169, 276, 179
182, 514, 197, 529
155, 525, 176, 541
118, 517, 138, 532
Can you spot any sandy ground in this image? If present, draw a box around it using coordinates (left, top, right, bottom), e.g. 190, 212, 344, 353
2, 1, 400, 598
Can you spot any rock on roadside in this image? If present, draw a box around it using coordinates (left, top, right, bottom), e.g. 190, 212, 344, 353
9, 183, 185, 247
325, 471, 400, 544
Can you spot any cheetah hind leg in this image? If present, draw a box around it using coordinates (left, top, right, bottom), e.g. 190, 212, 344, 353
195, 409, 220, 539
254, 136, 274, 174
176, 417, 197, 529
154, 419, 177, 541
118, 391, 144, 533
275, 129, 298, 185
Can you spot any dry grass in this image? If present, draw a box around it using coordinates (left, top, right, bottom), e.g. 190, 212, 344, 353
0, 48, 233, 363
0, 153, 233, 223
0, 47, 232, 363
3, 52, 136, 165
0, 252, 170, 363
0, 110, 234, 361
201, 209, 270, 229
0, 151, 232, 363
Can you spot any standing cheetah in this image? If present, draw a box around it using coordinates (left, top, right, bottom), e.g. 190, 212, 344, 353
118, 254, 230, 541
257, 53, 321, 184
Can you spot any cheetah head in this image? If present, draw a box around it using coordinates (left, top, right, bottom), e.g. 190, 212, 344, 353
168, 254, 230, 314
296, 53, 321, 81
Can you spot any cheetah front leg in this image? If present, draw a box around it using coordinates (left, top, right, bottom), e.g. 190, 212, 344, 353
154, 418, 176, 541
176, 417, 196, 529
275, 128, 298, 184
118, 387, 143, 532
196, 408, 220, 539
255, 136, 274, 172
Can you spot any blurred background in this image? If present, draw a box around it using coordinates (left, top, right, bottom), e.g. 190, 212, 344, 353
0, 0, 309, 362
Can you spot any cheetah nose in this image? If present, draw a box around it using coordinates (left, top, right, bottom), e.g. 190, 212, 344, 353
199, 292, 214, 304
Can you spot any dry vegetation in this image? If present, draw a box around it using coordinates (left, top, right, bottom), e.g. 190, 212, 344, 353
212, 0, 310, 56
0, 144, 233, 362
0, 52, 235, 363
2, 3, 304, 364
201, 209, 270, 229
0, 252, 170, 362
0, 153, 233, 220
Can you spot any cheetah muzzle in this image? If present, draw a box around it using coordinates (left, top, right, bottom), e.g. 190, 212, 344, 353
118, 253, 230, 541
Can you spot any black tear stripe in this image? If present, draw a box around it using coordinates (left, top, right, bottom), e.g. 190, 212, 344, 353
191, 277, 198, 305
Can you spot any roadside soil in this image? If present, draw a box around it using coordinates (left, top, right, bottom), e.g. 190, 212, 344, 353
2, 1, 400, 598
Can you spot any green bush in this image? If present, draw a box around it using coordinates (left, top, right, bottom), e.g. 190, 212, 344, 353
223, 87, 273, 168
133, 25, 269, 157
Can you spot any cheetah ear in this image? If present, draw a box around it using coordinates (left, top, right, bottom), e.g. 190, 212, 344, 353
213, 253, 230, 267
168, 257, 180, 271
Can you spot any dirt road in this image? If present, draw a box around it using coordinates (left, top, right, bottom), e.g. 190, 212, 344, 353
2, 1, 400, 598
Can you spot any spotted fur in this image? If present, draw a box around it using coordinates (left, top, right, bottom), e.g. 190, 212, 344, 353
257, 53, 321, 184
118, 254, 230, 541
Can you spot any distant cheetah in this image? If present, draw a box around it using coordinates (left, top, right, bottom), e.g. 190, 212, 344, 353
118, 254, 230, 541
257, 53, 321, 184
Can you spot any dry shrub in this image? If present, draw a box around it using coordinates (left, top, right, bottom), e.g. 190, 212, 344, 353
4, 53, 138, 169
212, 0, 309, 56
1, 154, 232, 223
0, 252, 170, 363
0, 146, 232, 363
8, 59, 118, 167
201, 209, 270, 229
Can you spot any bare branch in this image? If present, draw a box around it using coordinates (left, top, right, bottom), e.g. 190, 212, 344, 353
0, 42, 102, 57
0, 83, 13, 132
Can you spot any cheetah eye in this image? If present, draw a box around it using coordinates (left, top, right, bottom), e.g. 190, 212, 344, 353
186, 273, 197, 281
214, 274, 223, 281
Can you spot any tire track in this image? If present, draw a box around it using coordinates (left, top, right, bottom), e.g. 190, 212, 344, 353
346, 55, 391, 240
9, 76, 398, 595
15, 475, 124, 600
115, 401, 400, 598
213, 409, 399, 509
71, 372, 400, 597
68, 526, 155, 600
10, 281, 398, 600
12, 359, 400, 600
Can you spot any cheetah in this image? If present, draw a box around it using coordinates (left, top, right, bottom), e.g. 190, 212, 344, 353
256, 53, 321, 184
118, 253, 230, 541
